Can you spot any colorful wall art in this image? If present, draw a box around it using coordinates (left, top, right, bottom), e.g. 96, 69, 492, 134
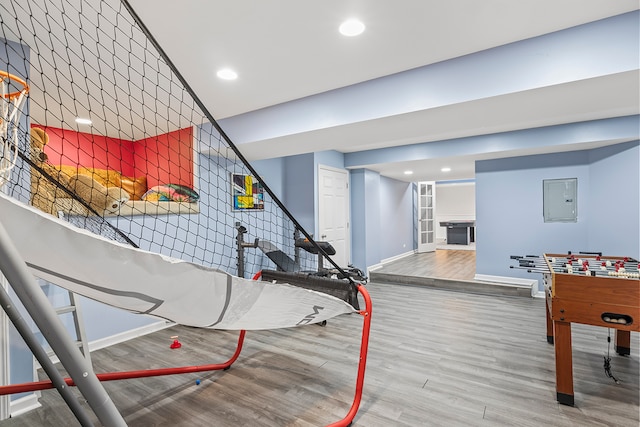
232, 173, 264, 210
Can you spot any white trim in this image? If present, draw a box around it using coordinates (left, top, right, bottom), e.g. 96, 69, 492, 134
89, 320, 175, 351
473, 274, 538, 297
88, 320, 172, 353
380, 250, 416, 266
473, 274, 536, 286
8, 360, 43, 418
367, 250, 416, 276
9, 393, 41, 417
417, 181, 437, 253
533, 290, 546, 299
40, 320, 171, 366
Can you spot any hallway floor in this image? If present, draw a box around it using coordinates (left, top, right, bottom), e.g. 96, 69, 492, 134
369, 248, 534, 298
373, 249, 476, 281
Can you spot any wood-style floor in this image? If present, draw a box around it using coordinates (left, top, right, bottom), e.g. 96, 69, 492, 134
369, 249, 535, 297
374, 249, 477, 281
2, 281, 637, 426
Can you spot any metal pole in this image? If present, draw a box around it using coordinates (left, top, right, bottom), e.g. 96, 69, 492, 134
0, 283, 94, 426
293, 228, 300, 267
236, 222, 246, 278
0, 220, 126, 426
0, 274, 10, 420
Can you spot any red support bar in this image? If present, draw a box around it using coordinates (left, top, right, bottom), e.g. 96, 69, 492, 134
0, 330, 246, 396
326, 283, 372, 427
0, 281, 372, 427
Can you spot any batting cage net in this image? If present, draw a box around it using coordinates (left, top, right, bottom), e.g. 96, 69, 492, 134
0, 0, 365, 286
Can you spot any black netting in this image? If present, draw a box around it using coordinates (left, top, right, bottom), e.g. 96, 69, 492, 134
0, 0, 365, 286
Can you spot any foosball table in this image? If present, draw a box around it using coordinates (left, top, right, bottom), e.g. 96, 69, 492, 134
512, 252, 640, 405
539, 252, 639, 406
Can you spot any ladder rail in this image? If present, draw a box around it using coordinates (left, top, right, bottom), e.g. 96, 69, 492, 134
44, 289, 92, 364
66, 291, 91, 362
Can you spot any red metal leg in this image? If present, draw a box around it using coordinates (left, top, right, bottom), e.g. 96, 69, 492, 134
0, 278, 372, 426
0, 330, 246, 395
326, 283, 372, 427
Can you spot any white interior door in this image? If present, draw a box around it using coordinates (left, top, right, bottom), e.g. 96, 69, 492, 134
318, 166, 350, 267
417, 181, 436, 253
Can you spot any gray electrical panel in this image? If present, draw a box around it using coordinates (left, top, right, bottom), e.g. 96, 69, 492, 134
543, 178, 577, 223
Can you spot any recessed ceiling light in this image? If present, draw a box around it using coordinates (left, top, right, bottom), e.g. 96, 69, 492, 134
339, 19, 365, 37
217, 68, 238, 80
75, 117, 92, 125
404, 170, 413, 175
441, 167, 451, 172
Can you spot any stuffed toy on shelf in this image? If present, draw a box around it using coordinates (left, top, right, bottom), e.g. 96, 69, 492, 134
29, 127, 129, 216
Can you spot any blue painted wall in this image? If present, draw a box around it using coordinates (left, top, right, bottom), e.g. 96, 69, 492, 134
476, 153, 590, 284
280, 153, 314, 232
350, 169, 367, 270
476, 141, 639, 291
345, 116, 639, 170
378, 176, 414, 259
255, 150, 408, 273
221, 11, 639, 147
586, 142, 640, 256
253, 157, 285, 200
362, 169, 381, 269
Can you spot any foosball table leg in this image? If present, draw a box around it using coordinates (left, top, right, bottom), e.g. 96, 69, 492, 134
554, 320, 574, 406
615, 330, 631, 356
545, 291, 554, 344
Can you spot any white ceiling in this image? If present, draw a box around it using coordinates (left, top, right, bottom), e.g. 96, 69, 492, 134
128, 0, 637, 118
14, 1, 639, 183
126, 0, 639, 182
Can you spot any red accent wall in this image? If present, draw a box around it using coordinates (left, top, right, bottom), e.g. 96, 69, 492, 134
32, 125, 193, 187
37, 126, 135, 175
134, 127, 193, 188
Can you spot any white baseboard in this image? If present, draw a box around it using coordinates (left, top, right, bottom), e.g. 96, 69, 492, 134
10, 393, 41, 418
42, 320, 172, 366
22, 320, 172, 418
474, 274, 539, 297
367, 250, 416, 276
88, 320, 172, 353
